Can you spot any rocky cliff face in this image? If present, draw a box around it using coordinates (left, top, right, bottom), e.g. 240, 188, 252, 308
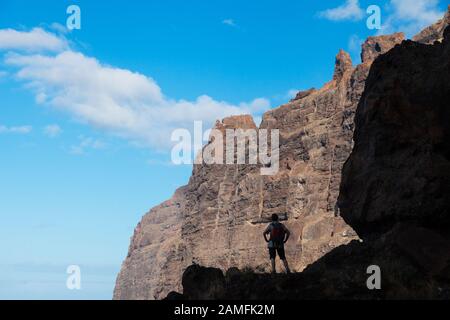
413, 5, 450, 44
166, 24, 450, 302
114, 10, 449, 300
339, 30, 450, 239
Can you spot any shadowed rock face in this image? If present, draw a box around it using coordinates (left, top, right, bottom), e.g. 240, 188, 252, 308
166, 24, 450, 302
338, 29, 450, 239
113, 186, 188, 300
114, 9, 450, 300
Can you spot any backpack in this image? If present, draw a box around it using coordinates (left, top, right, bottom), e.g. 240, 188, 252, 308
270, 222, 286, 246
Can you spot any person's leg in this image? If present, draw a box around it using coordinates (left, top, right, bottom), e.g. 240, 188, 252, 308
269, 248, 276, 273
278, 248, 290, 274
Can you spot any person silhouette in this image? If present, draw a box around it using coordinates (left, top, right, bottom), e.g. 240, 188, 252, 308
263, 214, 291, 274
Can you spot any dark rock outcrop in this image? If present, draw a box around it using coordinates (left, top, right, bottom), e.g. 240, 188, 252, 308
338, 29, 450, 238
173, 227, 450, 300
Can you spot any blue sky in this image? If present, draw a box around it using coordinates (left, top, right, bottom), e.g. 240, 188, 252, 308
0, 0, 447, 299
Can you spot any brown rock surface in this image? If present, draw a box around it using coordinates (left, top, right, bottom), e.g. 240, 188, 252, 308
413, 5, 450, 44
361, 33, 405, 64
291, 88, 316, 102
113, 12, 450, 300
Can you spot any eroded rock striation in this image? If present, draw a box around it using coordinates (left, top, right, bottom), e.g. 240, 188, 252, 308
114, 10, 450, 300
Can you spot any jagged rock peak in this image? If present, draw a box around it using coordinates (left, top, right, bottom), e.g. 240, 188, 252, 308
290, 88, 317, 102
361, 32, 405, 64
413, 5, 450, 44
333, 49, 353, 82
214, 114, 256, 131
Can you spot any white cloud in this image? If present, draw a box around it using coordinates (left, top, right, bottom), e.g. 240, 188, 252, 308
69, 145, 84, 155
348, 34, 364, 63
0, 27, 271, 150
0, 28, 67, 52
348, 34, 363, 53
319, 0, 445, 38
378, 0, 445, 37
0, 125, 32, 134
222, 19, 237, 27
319, 0, 364, 21
70, 136, 106, 155
80, 136, 106, 150
50, 23, 69, 35
43, 124, 62, 138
